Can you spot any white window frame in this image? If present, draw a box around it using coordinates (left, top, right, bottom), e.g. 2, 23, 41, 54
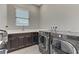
16, 8, 29, 26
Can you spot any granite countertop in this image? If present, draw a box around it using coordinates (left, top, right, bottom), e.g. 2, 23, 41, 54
6, 29, 39, 34
6, 29, 48, 34
6, 29, 79, 36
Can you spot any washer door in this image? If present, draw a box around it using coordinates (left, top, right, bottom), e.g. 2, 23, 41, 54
39, 36, 46, 48
52, 38, 78, 54
39, 35, 49, 51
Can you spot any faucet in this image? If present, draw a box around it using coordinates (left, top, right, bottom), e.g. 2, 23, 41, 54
51, 26, 58, 33
53, 26, 57, 33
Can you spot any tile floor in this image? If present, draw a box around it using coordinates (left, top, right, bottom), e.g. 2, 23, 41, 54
9, 45, 41, 54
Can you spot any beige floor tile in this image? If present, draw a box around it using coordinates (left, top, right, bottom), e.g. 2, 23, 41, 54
9, 45, 41, 54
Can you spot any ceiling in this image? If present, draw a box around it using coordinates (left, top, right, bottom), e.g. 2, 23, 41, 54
33, 4, 42, 7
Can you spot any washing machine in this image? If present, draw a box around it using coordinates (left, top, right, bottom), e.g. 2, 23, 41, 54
39, 31, 50, 54
50, 33, 78, 54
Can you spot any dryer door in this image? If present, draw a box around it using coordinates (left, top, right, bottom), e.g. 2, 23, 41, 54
51, 38, 78, 54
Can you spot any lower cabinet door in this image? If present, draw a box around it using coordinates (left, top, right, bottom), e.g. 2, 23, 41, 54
18, 37, 24, 48
23, 37, 28, 46
23, 36, 32, 46
27, 37, 32, 46
11, 39, 18, 49
8, 37, 19, 52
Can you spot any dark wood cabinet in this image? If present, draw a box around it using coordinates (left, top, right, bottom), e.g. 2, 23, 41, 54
8, 34, 18, 52
7, 32, 38, 52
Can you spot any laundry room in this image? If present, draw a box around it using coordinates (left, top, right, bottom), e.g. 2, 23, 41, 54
1, 4, 79, 54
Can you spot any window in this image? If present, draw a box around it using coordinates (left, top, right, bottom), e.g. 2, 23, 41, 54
16, 9, 29, 26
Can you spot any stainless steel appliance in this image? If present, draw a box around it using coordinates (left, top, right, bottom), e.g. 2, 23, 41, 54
39, 31, 50, 54
50, 33, 78, 54
0, 30, 8, 54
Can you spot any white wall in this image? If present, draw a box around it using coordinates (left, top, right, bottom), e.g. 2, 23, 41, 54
0, 4, 7, 30
7, 4, 40, 30
1, 4, 79, 32
40, 5, 79, 32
